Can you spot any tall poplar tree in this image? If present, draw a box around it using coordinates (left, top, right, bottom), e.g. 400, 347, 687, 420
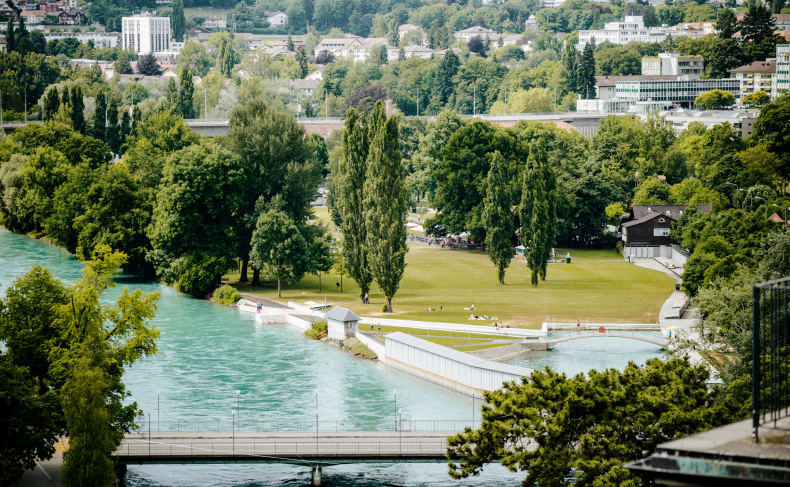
165, 77, 179, 112
562, 42, 578, 94
70, 85, 85, 134
43, 88, 59, 121
433, 50, 460, 107
296, 45, 308, 78
179, 69, 195, 118
539, 150, 557, 281
115, 49, 133, 75
106, 96, 120, 154
338, 108, 372, 302
218, 36, 235, 77
171, 0, 186, 42
363, 101, 407, 312
6, 18, 14, 52
92, 93, 106, 142
578, 42, 596, 99
482, 151, 513, 284
519, 139, 551, 287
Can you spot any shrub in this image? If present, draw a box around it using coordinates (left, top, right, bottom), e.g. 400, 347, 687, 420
305, 321, 327, 339
211, 284, 241, 305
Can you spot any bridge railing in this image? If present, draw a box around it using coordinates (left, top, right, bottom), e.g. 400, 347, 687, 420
132, 419, 482, 434
546, 330, 666, 342
116, 440, 449, 457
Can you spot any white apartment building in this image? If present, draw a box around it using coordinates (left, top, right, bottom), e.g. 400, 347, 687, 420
578, 16, 650, 49
202, 17, 226, 28
730, 59, 778, 99
264, 11, 287, 27
778, 45, 790, 94
541, 0, 566, 8
645, 109, 759, 138
453, 26, 496, 41
642, 52, 704, 76
122, 12, 171, 55
43, 31, 120, 48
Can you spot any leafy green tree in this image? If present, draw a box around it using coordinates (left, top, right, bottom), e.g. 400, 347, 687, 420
137, 52, 161, 76
115, 49, 133, 75
738, 0, 777, 61
432, 50, 459, 109
482, 151, 513, 284
742, 90, 770, 107
633, 177, 670, 204
398, 47, 406, 61
447, 357, 733, 487
520, 139, 554, 287
337, 108, 373, 301
578, 41, 596, 99
307, 234, 334, 292
70, 85, 85, 134
306, 133, 330, 176
561, 42, 578, 94
287, 33, 294, 52
165, 77, 179, 112
43, 88, 59, 121
683, 252, 721, 296
363, 102, 408, 312
171, 0, 186, 42
123, 111, 199, 188
605, 202, 625, 225
296, 45, 308, 78
715, 8, 738, 39
0, 355, 60, 487
92, 92, 106, 142
250, 210, 309, 297
179, 68, 196, 118
106, 96, 120, 154
227, 99, 321, 284
177, 41, 212, 77
695, 89, 736, 109
751, 94, 790, 179
217, 35, 236, 78
149, 140, 247, 295
387, 19, 399, 47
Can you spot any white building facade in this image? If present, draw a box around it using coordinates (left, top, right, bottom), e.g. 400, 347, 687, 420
122, 12, 171, 55
730, 60, 777, 99
778, 44, 790, 94
43, 31, 120, 48
642, 52, 704, 76
578, 16, 649, 49
264, 11, 287, 27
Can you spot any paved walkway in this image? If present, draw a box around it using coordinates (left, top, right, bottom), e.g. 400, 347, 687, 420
632, 258, 682, 281
653, 257, 684, 276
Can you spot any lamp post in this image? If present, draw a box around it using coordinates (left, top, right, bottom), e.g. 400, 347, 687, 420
147, 411, 151, 456
393, 389, 397, 430
724, 182, 745, 208
473, 85, 476, 116
157, 390, 160, 432
398, 409, 402, 454
236, 390, 240, 430
24, 90, 27, 124
316, 408, 319, 454
204, 90, 207, 121
232, 411, 235, 453
754, 196, 767, 218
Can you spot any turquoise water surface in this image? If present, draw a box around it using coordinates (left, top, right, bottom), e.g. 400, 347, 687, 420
0, 228, 662, 486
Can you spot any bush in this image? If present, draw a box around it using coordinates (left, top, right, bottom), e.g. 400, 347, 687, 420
211, 284, 242, 305
305, 321, 327, 339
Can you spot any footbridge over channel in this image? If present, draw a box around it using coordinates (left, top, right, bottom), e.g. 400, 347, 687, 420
114, 420, 478, 485
542, 323, 668, 348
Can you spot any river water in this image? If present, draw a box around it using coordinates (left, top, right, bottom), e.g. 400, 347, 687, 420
0, 228, 663, 486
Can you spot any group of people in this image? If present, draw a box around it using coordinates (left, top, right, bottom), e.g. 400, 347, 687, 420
423, 304, 443, 312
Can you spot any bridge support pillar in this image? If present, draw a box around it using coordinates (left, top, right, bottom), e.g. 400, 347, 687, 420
311, 466, 322, 486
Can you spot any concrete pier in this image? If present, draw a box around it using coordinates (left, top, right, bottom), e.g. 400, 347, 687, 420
311, 466, 322, 486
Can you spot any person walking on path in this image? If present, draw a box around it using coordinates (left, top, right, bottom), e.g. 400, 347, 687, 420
440, 303, 443, 312
377, 323, 381, 333
364, 292, 369, 304
336, 280, 340, 291
257, 302, 262, 314
577, 320, 580, 333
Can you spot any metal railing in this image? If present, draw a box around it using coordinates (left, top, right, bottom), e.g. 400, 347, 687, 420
116, 440, 448, 458
132, 419, 482, 434
753, 277, 790, 442
546, 330, 666, 343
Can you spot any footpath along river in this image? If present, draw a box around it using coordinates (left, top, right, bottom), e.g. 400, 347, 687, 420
0, 228, 662, 486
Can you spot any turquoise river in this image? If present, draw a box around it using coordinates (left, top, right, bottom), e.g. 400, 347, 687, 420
0, 228, 664, 486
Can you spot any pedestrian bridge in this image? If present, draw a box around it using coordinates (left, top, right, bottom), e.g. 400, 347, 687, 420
542, 322, 668, 348
114, 423, 471, 485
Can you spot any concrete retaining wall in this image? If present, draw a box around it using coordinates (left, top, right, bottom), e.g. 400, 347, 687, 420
359, 317, 543, 338
286, 314, 313, 331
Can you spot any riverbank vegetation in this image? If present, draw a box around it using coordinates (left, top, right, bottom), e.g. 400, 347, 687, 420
0, 246, 160, 486
342, 337, 378, 360
211, 284, 242, 305
304, 320, 327, 339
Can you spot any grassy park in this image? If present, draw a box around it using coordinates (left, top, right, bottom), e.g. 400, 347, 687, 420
225, 209, 674, 329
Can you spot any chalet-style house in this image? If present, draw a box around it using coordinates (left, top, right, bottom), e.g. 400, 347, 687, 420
620, 204, 712, 259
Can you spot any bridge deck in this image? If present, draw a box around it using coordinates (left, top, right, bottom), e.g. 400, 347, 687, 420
546, 330, 667, 347
114, 432, 456, 465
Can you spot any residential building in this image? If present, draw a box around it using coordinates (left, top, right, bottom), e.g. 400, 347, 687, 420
402, 45, 436, 59
640, 109, 759, 138
313, 38, 362, 59
737, 13, 790, 30
578, 16, 650, 49
594, 75, 680, 100
621, 204, 712, 258
42, 31, 120, 48
525, 14, 537, 30
778, 44, 790, 94
614, 75, 739, 105
20, 10, 43, 24
305, 65, 324, 81
189, 26, 209, 39
398, 23, 424, 42
541, 0, 567, 8
642, 52, 704, 76
290, 78, 320, 97
453, 26, 497, 42
122, 12, 171, 55
730, 59, 777, 99
264, 11, 287, 28
202, 17, 226, 29
39, 0, 58, 13
236, 32, 262, 49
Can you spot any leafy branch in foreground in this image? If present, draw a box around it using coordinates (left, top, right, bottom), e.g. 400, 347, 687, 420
447, 357, 734, 487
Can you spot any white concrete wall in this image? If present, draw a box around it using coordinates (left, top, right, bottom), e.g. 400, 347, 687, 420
355, 331, 385, 361
286, 314, 313, 330
359, 317, 544, 338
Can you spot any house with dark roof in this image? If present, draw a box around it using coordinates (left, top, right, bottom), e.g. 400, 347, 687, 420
621, 204, 712, 259
729, 59, 777, 100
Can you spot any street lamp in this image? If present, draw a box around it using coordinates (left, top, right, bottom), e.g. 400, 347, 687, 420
157, 390, 160, 433
754, 196, 767, 218
393, 389, 397, 430
232, 410, 235, 453
236, 390, 240, 430
316, 408, 319, 454
398, 409, 403, 454
147, 411, 151, 456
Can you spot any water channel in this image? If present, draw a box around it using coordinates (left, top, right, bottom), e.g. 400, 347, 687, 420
0, 228, 663, 486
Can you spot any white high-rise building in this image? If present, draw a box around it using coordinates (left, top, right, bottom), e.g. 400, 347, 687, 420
778, 44, 790, 95
122, 12, 171, 55
578, 16, 649, 49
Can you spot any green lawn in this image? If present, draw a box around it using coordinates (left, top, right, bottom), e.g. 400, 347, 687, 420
225, 218, 674, 329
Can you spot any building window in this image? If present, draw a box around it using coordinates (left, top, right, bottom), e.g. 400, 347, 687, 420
654, 228, 671, 237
